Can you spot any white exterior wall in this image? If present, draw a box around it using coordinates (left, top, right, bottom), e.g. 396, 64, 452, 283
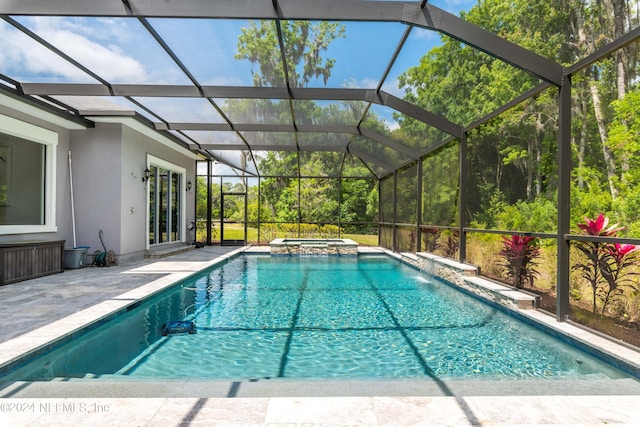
70, 123, 123, 258
0, 94, 198, 260
0, 94, 83, 246
120, 124, 196, 259
70, 121, 197, 262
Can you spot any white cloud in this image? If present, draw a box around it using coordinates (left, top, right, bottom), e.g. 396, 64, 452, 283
47, 29, 146, 81
137, 97, 224, 123
31, 18, 147, 82
1, 30, 90, 82
204, 75, 247, 86
0, 17, 148, 83
358, 77, 380, 89
411, 27, 439, 41
381, 79, 406, 98
340, 77, 379, 90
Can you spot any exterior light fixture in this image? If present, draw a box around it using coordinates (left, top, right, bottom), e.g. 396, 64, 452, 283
142, 168, 150, 183
186, 180, 192, 192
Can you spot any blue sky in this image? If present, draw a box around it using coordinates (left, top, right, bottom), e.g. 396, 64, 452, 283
0, 1, 478, 130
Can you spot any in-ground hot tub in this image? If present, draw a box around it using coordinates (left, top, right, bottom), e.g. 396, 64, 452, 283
270, 238, 358, 255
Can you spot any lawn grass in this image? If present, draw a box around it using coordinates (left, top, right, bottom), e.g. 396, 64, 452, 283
209, 224, 379, 246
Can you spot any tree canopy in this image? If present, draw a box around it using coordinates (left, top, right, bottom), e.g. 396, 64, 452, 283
203, 0, 640, 239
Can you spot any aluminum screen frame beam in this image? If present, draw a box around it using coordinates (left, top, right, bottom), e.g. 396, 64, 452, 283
22, 83, 463, 138
162, 122, 422, 159
373, 91, 463, 138
348, 147, 394, 178
5, 1, 563, 87
0, 0, 401, 20
403, 4, 564, 86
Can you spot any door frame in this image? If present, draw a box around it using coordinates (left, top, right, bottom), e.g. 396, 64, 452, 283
145, 155, 187, 249
220, 191, 247, 246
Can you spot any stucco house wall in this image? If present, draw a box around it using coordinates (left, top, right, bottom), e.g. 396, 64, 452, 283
69, 122, 123, 258
0, 93, 84, 246
120, 122, 197, 259
70, 119, 198, 262
0, 93, 198, 264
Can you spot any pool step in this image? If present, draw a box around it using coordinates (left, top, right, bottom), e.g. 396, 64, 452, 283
144, 244, 195, 259
463, 276, 538, 310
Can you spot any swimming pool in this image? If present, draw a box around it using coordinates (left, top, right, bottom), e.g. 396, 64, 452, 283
1, 254, 631, 382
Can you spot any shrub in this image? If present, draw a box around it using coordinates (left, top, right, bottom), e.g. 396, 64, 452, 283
420, 227, 440, 252
598, 243, 640, 314
498, 235, 540, 288
573, 214, 639, 315
441, 229, 459, 258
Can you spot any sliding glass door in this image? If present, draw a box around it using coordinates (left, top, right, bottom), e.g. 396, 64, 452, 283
148, 160, 185, 246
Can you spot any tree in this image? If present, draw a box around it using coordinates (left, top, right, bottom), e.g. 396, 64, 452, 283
231, 19, 381, 234
608, 89, 640, 232
397, 0, 567, 230
236, 20, 345, 88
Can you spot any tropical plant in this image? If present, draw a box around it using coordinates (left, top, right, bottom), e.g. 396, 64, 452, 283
420, 227, 440, 252
573, 213, 633, 315
598, 243, 640, 314
498, 234, 540, 288
442, 230, 460, 258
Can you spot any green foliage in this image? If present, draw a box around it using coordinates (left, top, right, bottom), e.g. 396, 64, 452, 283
274, 184, 299, 222
396, 164, 418, 223
494, 198, 558, 233
235, 20, 345, 87
469, 185, 507, 229
422, 143, 459, 226
500, 147, 528, 166
300, 178, 339, 223
366, 185, 379, 221
608, 89, 640, 232
570, 170, 613, 230
195, 176, 209, 220
341, 178, 377, 224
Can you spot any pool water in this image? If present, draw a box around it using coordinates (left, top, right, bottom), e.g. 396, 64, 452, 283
5, 255, 629, 381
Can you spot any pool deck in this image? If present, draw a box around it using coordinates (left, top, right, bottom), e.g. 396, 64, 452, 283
0, 245, 639, 426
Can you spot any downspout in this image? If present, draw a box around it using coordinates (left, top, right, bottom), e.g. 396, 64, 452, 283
68, 150, 77, 248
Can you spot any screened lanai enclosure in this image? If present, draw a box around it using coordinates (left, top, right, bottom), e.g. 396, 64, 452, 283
4, 0, 640, 341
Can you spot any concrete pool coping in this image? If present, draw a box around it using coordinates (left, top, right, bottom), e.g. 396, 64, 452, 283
1, 245, 640, 425
269, 237, 359, 255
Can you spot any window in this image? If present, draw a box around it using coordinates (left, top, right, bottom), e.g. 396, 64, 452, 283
0, 114, 57, 234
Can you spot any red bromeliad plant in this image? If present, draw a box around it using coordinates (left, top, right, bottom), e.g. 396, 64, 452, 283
598, 243, 640, 315
442, 230, 459, 258
420, 227, 440, 252
499, 235, 540, 289
576, 213, 625, 237
574, 214, 639, 315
